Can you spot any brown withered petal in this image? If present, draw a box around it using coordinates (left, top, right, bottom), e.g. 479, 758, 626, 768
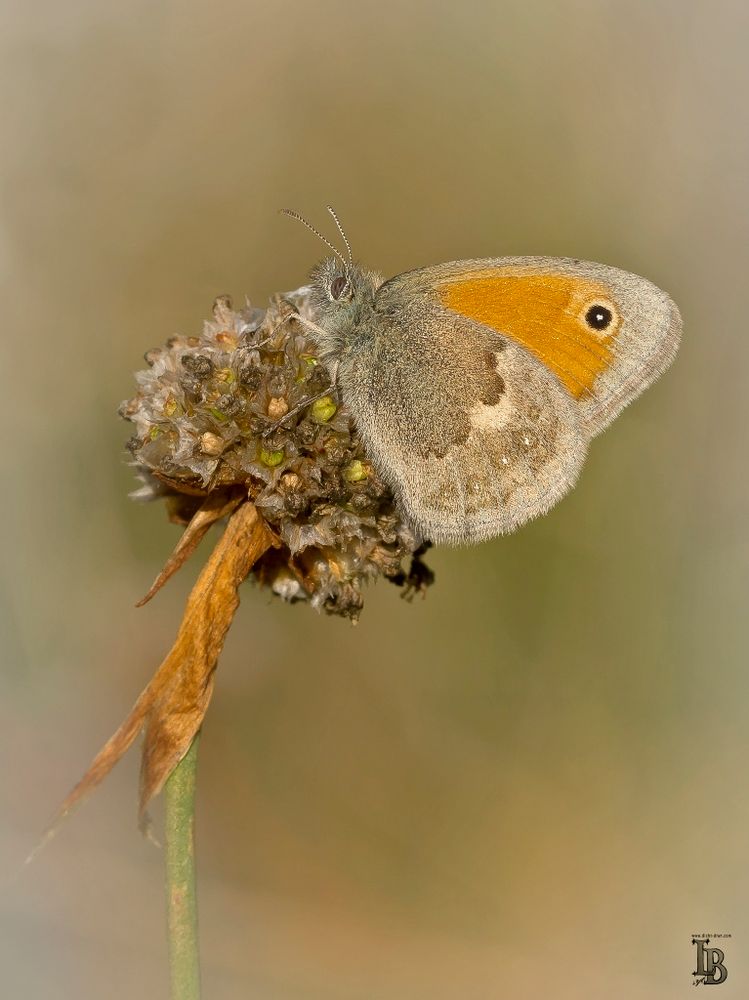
32, 503, 274, 855
135, 487, 245, 607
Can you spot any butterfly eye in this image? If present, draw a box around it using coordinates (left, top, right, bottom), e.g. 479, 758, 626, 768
584, 304, 614, 331
330, 275, 349, 300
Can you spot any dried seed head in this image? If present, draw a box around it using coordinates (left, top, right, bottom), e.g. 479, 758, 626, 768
122, 288, 433, 619
199, 432, 224, 457
267, 396, 289, 420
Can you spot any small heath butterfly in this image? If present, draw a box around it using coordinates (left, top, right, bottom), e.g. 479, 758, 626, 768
282, 208, 682, 544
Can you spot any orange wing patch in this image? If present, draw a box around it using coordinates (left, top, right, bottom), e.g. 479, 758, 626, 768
440, 274, 620, 399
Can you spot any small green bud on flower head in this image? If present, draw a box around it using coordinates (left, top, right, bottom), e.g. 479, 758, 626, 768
344, 460, 367, 483
310, 395, 337, 423
121, 290, 433, 619
259, 447, 284, 468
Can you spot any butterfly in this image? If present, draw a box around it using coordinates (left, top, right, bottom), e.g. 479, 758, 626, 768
282, 208, 681, 544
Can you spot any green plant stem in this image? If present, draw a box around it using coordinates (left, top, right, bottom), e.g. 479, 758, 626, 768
164, 732, 201, 1000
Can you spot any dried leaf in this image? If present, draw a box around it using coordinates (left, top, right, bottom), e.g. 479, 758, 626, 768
31, 502, 274, 859
136, 488, 244, 606
135, 503, 275, 826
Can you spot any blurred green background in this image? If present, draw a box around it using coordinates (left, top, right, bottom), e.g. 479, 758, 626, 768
2, 1, 748, 997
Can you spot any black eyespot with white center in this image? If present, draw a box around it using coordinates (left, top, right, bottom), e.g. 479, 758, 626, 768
585, 304, 614, 331
330, 275, 349, 300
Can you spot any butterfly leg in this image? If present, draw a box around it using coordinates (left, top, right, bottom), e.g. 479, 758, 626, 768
245, 311, 298, 350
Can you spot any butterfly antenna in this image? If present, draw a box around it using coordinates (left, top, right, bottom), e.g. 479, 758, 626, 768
280, 209, 348, 271
326, 205, 353, 266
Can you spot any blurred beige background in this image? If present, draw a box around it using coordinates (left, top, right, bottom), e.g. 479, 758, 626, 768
2, 1, 748, 997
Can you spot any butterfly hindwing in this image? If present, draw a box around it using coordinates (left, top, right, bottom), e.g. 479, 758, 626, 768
338, 292, 587, 544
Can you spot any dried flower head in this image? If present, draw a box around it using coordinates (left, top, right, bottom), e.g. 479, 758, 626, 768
120, 288, 433, 620
35, 286, 436, 847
